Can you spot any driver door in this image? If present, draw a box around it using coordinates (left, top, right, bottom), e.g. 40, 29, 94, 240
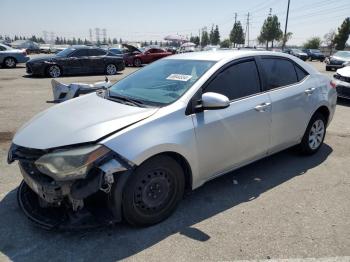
192, 58, 271, 182
67, 49, 90, 74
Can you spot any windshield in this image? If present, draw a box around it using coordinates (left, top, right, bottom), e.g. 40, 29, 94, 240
334, 51, 350, 58
109, 59, 215, 105
56, 48, 75, 57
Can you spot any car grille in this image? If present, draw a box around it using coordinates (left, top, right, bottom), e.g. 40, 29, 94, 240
334, 74, 350, 83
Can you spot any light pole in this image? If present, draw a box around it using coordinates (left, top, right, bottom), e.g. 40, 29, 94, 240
282, 0, 291, 50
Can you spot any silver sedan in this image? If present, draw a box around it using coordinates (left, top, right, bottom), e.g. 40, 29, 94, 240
8, 50, 337, 229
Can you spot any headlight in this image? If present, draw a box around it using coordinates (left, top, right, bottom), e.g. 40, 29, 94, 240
35, 145, 110, 181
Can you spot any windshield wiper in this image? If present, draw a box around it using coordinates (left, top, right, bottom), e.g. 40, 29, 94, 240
106, 90, 147, 107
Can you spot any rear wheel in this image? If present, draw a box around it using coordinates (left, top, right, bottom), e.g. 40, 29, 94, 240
105, 64, 117, 75
133, 58, 142, 67
298, 113, 326, 155
3, 57, 16, 68
122, 155, 185, 226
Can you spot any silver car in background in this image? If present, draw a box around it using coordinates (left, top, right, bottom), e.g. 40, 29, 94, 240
0, 43, 29, 68
8, 50, 337, 229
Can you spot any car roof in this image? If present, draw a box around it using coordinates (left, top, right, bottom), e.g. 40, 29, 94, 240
165, 50, 297, 61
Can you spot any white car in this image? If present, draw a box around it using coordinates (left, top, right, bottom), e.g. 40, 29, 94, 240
8, 50, 337, 229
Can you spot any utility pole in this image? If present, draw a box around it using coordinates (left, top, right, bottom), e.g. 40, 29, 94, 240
282, 0, 291, 50
245, 12, 250, 47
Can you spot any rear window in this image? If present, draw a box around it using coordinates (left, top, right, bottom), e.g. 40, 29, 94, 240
261, 58, 298, 89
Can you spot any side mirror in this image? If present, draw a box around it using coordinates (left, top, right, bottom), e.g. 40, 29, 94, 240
201, 92, 230, 110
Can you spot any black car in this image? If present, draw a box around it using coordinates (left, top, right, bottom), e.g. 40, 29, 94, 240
303, 49, 325, 62
26, 46, 125, 78
326, 51, 350, 71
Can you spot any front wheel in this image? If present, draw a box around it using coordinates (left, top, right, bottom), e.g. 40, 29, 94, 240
47, 65, 61, 78
121, 155, 185, 227
133, 58, 142, 67
3, 57, 16, 68
298, 113, 326, 155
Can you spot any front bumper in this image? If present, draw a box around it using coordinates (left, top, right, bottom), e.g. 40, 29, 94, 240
26, 63, 46, 76
9, 143, 133, 230
334, 79, 350, 99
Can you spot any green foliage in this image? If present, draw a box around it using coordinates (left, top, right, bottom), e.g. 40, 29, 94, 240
230, 21, 245, 47
303, 37, 321, 49
201, 29, 209, 47
190, 36, 200, 46
220, 39, 231, 48
258, 15, 283, 49
333, 17, 350, 50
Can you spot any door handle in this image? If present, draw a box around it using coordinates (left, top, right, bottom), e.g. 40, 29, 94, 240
254, 102, 271, 112
304, 87, 316, 95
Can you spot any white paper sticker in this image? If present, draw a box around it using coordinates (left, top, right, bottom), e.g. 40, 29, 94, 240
166, 74, 193, 82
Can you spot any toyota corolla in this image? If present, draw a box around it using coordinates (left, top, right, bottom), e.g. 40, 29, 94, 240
8, 51, 337, 230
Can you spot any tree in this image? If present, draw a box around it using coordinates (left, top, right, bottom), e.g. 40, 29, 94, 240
108, 38, 112, 45
112, 38, 118, 44
201, 28, 209, 47
281, 32, 293, 48
209, 25, 214, 45
119, 38, 123, 44
333, 17, 350, 50
324, 29, 336, 55
230, 21, 245, 47
155, 40, 158, 45
303, 37, 321, 49
212, 25, 220, 45
220, 39, 231, 48
258, 15, 283, 49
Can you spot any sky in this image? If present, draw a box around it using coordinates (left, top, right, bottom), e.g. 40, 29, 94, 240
0, 0, 349, 46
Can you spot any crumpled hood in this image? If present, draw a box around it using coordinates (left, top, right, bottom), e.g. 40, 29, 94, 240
13, 93, 158, 149
337, 66, 350, 77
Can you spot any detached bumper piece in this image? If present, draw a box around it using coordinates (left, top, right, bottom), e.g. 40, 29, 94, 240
334, 74, 350, 99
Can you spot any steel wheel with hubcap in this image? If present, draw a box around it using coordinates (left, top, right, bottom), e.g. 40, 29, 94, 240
106, 64, 117, 75
47, 65, 61, 78
121, 155, 185, 226
133, 58, 142, 67
4, 57, 16, 68
299, 112, 326, 154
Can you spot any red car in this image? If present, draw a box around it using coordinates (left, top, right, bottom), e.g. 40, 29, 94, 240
123, 44, 173, 67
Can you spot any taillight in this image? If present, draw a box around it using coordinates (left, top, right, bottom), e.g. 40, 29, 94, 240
330, 80, 337, 88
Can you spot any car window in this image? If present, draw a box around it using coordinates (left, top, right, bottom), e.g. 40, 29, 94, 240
204, 60, 261, 100
0, 46, 6, 51
89, 49, 106, 56
109, 59, 215, 105
294, 64, 308, 81
261, 58, 298, 89
70, 49, 89, 57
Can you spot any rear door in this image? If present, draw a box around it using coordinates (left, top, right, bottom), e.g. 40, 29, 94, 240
88, 48, 107, 74
258, 56, 314, 153
192, 58, 271, 182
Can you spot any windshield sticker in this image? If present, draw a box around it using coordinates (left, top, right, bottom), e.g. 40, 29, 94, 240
166, 74, 193, 82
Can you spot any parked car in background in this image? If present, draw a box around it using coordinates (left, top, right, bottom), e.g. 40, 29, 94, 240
26, 46, 125, 78
284, 49, 308, 61
303, 49, 325, 62
39, 44, 54, 54
0, 43, 29, 68
333, 64, 350, 99
10, 40, 40, 54
9, 51, 336, 229
124, 45, 173, 67
325, 51, 350, 71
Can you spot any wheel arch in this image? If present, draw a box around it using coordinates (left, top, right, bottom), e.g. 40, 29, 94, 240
137, 151, 193, 192
312, 105, 330, 125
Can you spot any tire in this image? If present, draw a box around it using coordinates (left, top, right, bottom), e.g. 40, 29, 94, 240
3, 57, 16, 68
122, 155, 185, 227
326, 66, 331, 71
133, 58, 142, 67
105, 63, 117, 75
47, 65, 61, 78
298, 113, 326, 155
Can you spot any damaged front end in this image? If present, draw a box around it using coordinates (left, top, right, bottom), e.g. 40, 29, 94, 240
8, 143, 133, 230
